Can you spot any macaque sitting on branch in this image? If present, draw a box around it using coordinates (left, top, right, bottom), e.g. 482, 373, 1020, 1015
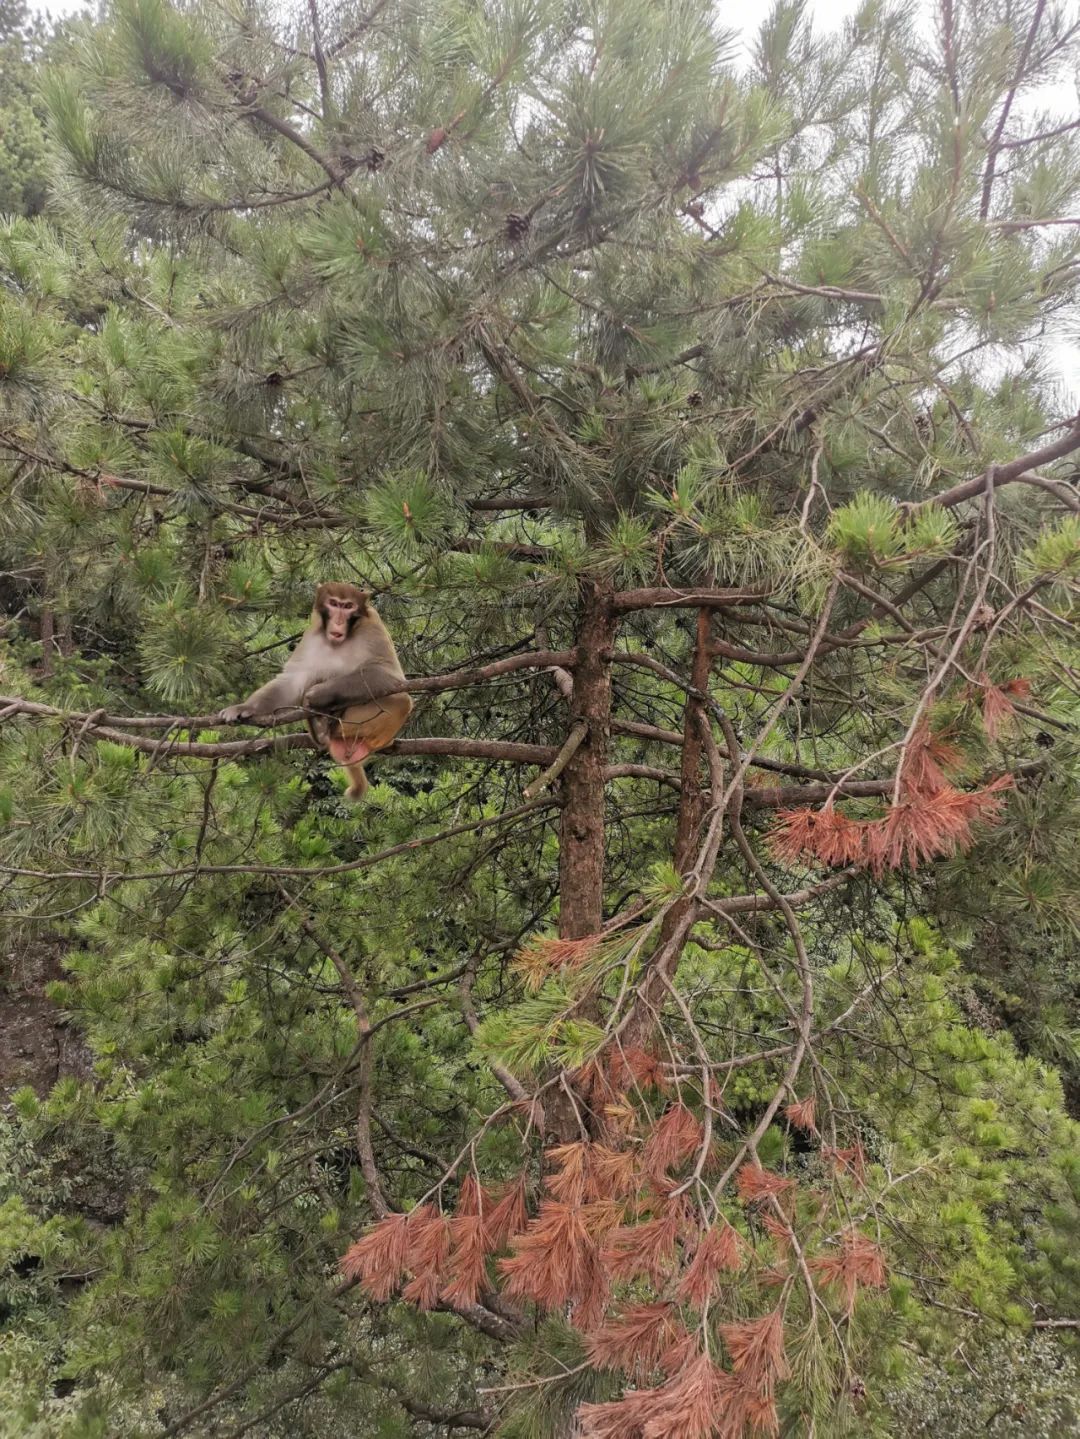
221, 582, 413, 800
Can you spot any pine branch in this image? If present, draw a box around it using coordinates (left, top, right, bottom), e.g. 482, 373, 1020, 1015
217, 1363, 351, 1439
0, 654, 574, 733
761, 272, 884, 305
522, 720, 589, 798
467, 494, 551, 510
0, 799, 560, 884
234, 95, 347, 186
979, 0, 1047, 218
611, 586, 772, 612
623, 343, 705, 380
997, 116, 1080, 148
158, 1280, 361, 1437
911, 418, 1080, 509
990, 216, 1080, 230
324, 0, 394, 59
0, 697, 558, 765
306, 0, 331, 120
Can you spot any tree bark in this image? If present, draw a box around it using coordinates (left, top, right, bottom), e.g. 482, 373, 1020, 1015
558, 581, 617, 940
548, 581, 617, 1144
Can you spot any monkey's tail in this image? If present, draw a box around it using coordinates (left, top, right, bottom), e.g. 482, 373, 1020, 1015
343, 761, 369, 801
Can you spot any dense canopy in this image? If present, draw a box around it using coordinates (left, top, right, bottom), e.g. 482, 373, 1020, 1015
0, 0, 1079, 1434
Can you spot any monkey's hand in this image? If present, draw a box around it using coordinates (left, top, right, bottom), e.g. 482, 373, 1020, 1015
220, 703, 280, 725
302, 680, 348, 711
304, 669, 397, 710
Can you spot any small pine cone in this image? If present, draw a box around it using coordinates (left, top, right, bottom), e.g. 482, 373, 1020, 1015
505, 211, 530, 242
686, 390, 703, 408
426, 127, 448, 155
365, 146, 385, 173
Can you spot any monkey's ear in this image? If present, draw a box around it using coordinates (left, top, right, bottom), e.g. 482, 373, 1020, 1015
346, 586, 374, 613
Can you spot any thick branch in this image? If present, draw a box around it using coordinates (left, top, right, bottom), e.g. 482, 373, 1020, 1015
911, 417, 1080, 510
762, 271, 883, 305
238, 100, 347, 184
611, 586, 769, 612
0, 651, 572, 730
696, 868, 859, 920
624, 343, 705, 380
0, 699, 557, 766
523, 721, 589, 798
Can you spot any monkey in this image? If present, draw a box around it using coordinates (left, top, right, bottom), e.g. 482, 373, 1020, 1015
221, 582, 413, 800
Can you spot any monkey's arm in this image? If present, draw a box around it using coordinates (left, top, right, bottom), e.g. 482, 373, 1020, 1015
304, 665, 404, 711
220, 674, 304, 724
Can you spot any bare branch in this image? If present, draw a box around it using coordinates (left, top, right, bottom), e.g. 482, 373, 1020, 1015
523, 721, 589, 798
611, 585, 770, 612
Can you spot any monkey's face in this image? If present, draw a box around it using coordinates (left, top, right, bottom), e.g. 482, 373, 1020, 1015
315, 583, 369, 644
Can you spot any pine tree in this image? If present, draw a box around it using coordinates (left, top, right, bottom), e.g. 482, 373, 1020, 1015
0, 0, 54, 217
0, 0, 1079, 1434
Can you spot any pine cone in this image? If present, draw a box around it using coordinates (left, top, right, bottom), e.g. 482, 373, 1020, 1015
505, 211, 530, 243
365, 146, 385, 173
686, 390, 703, 408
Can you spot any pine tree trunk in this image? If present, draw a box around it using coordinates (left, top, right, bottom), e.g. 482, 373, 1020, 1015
547, 581, 617, 1144
557, 580, 616, 941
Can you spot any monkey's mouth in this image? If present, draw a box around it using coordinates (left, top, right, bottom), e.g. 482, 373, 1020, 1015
326, 627, 349, 644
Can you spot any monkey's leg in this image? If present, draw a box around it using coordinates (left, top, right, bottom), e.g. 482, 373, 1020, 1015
306, 715, 332, 748
329, 694, 413, 800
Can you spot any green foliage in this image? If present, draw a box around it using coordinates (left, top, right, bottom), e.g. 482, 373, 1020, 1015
137, 588, 230, 704
497, 1320, 618, 1438
0, 0, 55, 219
828, 492, 904, 567
0, 0, 1076, 1433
